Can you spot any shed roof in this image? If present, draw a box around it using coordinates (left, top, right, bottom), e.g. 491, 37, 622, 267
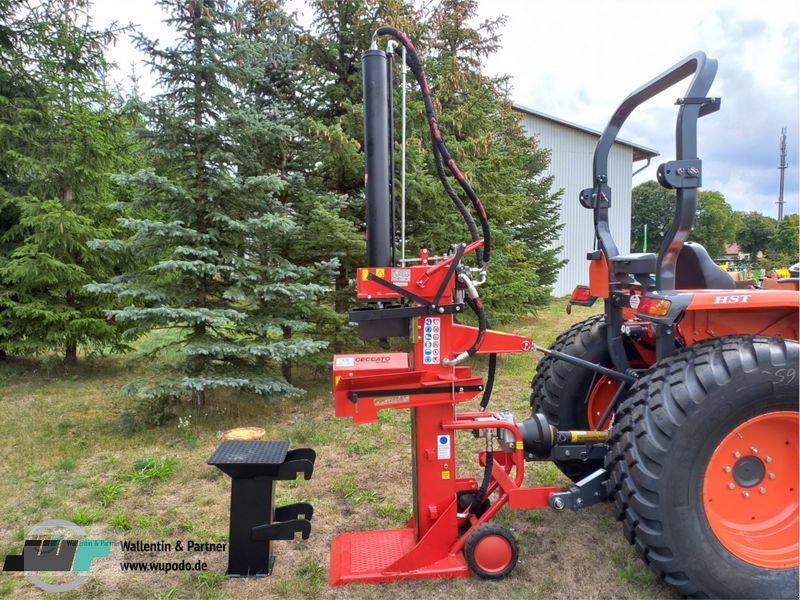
512, 102, 660, 162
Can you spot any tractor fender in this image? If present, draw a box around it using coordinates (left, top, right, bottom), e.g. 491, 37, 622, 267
633, 289, 799, 325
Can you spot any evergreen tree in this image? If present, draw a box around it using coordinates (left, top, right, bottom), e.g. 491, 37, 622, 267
304, 0, 562, 324
0, 0, 132, 363
297, 0, 408, 353
416, 0, 563, 320
0, 1, 30, 357
90, 0, 328, 409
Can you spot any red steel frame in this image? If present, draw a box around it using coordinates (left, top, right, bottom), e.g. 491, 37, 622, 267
330, 250, 555, 585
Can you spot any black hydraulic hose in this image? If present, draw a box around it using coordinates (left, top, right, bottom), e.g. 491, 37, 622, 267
479, 353, 496, 411
464, 294, 488, 358
374, 26, 491, 267
470, 450, 493, 515
470, 296, 495, 412
434, 145, 481, 251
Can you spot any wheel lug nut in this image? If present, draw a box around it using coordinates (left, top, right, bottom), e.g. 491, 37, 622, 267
724, 466, 732, 473
733, 451, 741, 458
750, 447, 758, 454
759, 487, 766, 494
769, 473, 776, 480
727, 483, 735, 490
765, 456, 773, 463
742, 491, 750, 498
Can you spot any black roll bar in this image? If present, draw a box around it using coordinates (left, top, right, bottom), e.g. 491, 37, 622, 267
583, 51, 719, 292
581, 51, 720, 374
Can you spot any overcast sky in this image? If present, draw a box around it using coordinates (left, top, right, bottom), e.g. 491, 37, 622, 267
94, 0, 799, 218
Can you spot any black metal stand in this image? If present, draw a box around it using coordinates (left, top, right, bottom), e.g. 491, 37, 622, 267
207, 441, 315, 577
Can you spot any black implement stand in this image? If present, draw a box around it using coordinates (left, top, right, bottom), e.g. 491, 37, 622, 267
207, 441, 315, 577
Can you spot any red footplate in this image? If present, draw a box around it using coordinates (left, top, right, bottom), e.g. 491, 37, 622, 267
329, 528, 469, 585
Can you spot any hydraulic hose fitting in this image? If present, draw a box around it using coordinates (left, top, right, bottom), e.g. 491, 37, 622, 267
458, 270, 480, 300
471, 269, 487, 287
442, 351, 470, 367
494, 409, 517, 452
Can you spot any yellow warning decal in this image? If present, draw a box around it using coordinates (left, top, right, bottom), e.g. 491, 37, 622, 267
376, 268, 385, 278
361, 269, 369, 280
334, 376, 341, 388
515, 440, 524, 450
441, 470, 451, 480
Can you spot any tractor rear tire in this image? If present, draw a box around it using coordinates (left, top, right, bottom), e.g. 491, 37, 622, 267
530, 314, 610, 481
606, 336, 799, 598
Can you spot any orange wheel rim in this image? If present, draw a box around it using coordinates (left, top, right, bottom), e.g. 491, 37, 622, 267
586, 375, 616, 430
703, 411, 799, 569
586, 358, 645, 430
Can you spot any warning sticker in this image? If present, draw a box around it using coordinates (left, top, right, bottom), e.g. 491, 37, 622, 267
422, 317, 441, 365
335, 357, 355, 368
437, 434, 451, 460
391, 269, 411, 283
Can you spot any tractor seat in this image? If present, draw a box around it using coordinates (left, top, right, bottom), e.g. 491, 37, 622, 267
609, 252, 657, 275
676, 242, 735, 290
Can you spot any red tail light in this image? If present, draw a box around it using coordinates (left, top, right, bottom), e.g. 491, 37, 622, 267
570, 286, 592, 302
637, 296, 672, 317
568, 285, 596, 308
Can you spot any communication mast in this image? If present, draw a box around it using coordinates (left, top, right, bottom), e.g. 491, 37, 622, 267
777, 127, 787, 222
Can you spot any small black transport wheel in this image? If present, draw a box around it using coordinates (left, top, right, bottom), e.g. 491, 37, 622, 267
606, 336, 799, 599
530, 314, 611, 481
463, 523, 518, 580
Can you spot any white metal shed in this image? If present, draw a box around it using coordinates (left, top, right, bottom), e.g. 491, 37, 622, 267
513, 103, 658, 297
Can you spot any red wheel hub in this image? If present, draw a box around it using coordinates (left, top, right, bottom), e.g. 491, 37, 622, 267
472, 534, 513, 574
703, 411, 799, 569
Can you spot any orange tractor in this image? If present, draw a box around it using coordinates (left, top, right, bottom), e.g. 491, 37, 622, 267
531, 52, 799, 597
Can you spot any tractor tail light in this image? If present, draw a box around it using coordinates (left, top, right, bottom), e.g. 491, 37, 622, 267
569, 285, 596, 307
637, 296, 672, 317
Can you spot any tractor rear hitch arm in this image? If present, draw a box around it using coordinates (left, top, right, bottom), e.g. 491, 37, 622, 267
532, 345, 637, 383
549, 468, 608, 511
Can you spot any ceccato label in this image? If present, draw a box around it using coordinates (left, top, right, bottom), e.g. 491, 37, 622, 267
333, 353, 409, 370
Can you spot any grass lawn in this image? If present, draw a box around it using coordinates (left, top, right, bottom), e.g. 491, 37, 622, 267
0, 299, 675, 599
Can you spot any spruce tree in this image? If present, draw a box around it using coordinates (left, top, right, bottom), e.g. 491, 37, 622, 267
304, 0, 562, 324
412, 0, 563, 320
0, 1, 30, 358
0, 0, 132, 363
296, 0, 406, 353
90, 0, 328, 409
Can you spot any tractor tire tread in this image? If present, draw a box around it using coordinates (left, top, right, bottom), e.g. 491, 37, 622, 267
605, 335, 798, 599
530, 314, 607, 481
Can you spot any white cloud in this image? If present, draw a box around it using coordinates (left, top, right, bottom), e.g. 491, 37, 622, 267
92, 0, 799, 217
475, 0, 799, 217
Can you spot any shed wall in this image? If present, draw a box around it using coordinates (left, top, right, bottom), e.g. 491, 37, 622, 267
519, 112, 634, 296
